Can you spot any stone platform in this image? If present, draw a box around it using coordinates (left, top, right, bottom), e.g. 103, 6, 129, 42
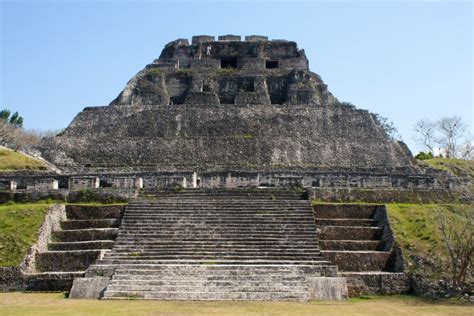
71, 190, 348, 300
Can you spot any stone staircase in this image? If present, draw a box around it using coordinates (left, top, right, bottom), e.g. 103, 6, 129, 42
26, 205, 124, 290
313, 204, 409, 295
140, 188, 308, 200
73, 190, 347, 301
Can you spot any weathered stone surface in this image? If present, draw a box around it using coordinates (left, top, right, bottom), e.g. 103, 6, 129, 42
69, 276, 109, 299
39, 36, 414, 173
41, 104, 413, 171
308, 277, 349, 300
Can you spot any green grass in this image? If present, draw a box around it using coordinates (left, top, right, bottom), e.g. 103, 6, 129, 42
0, 203, 50, 267
0, 149, 46, 172
387, 203, 472, 278
0, 293, 471, 316
422, 158, 474, 178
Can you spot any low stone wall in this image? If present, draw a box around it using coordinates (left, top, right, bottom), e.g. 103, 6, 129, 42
341, 272, 411, 296
309, 188, 459, 203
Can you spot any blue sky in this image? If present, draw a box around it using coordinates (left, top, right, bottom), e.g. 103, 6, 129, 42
1, 0, 472, 153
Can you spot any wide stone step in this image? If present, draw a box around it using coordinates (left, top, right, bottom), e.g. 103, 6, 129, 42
111, 245, 320, 251
319, 226, 382, 240
52, 228, 118, 242
319, 240, 381, 251
117, 231, 317, 236
129, 206, 307, 211
35, 250, 102, 272
23, 271, 85, 291
321, 250, 391, 272
315, 218, 378, 227
113, 239, 318, 244
313, 204, 378, 219
65, 205, 125, 220
105, 284, 306, 293
102, 290, 308, 301
48, 240, 114, 251
114, 238, 318, 243
95, 260, 333, 266
102, 255, 323, 261
61, 219, 120, 230
111, 275, 308, 282
120, 217, 315, 223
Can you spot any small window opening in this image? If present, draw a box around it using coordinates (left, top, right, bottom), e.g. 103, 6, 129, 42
266, 60, 279, 69
241, 82, 254, 92
221, 57, 238, 69
99, 179, 113, 188
202, 84, 211, 92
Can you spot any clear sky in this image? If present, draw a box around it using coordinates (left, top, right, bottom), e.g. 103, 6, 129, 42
1, 0, 472, 153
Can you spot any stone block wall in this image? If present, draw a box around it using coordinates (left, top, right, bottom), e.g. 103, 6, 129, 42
26, 178, 58, 191
69, 176, 100, 190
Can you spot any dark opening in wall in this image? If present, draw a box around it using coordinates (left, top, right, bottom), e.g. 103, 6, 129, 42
99, 179, 113, 188
221, 57, 238, 69
266, 60, 279, 69
241, 81, 254, 92
202, 84, 211, 92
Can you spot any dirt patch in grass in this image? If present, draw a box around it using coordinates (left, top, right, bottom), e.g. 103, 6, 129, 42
0, 203, 50, 267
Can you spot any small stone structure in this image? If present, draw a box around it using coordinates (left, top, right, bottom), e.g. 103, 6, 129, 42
26, 178, 58, 191
68, 176, 100, 190
0, 179, 16, 191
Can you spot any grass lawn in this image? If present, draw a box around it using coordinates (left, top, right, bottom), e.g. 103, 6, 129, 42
0, 149, 46, 171
0, 293, 471, 316
0, 203, 50, 267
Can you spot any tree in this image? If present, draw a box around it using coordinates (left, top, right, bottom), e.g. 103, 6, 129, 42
414, 119, 437, 155
437, 116, 466, 158
0, 109, 24, 128
373, 113, 401, 141
413, 116, 472, 159
0, 108, 37, 151
435, 208, 473, 292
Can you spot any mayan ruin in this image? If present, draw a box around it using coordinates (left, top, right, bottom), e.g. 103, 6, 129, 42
1, 2, 473, 310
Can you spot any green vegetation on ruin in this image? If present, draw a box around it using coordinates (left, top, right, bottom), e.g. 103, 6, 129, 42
0, 202, 50, 267
0, 293, 471, 316
0, 149, 46, 172
422, 158, 474, 178
387, 203, 472, 279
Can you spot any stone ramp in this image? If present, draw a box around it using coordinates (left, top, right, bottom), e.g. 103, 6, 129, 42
73, 192, 347, 300
314, 204, 410, 295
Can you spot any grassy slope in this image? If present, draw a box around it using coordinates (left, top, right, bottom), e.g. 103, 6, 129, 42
387, 203, 472, 278
0, 293, 472, 316
0, 203, 50, 267
0, 149, 46, 171
422, 158, 474, 178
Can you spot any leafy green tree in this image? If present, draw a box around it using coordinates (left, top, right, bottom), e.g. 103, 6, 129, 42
0, 109, 24, 128
415, 151, 434, 160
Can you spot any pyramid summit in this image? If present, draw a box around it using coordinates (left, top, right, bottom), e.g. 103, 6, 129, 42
40, 35, 414, 173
